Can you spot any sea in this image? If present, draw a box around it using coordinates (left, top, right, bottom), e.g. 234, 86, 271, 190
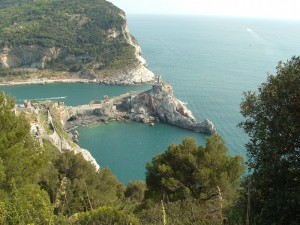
1, 16, 300, 183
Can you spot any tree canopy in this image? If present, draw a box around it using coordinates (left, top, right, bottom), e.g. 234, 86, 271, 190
0, 92, 53, 224
239, 56, 300, 224
0, 92, 46, 189
146, 135, 244, 203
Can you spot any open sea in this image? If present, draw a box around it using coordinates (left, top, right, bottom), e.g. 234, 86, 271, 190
1, 16, 300, 183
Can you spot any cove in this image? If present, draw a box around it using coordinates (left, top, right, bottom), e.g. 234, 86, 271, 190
77, 121, 207, 184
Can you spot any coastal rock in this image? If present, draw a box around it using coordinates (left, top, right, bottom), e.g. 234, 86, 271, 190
25, 102, 100, 170
65, 82, 217, 134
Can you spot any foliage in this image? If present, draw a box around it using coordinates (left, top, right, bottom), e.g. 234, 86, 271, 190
0, 0, 137, 71
73, 206, 139, 225
43, 150, 122, 216
239, 56, 300, 224
4, 184, 54, 225
0, 92, 47, 189
146, 135, 244, 204
125, 180, 146, 203
0, 92, 53, 224
139, 198, 225, 225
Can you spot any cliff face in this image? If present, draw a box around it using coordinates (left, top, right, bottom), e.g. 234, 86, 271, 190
0, 0, 155, 84
0, 45, 62, 69
20, 100, 100, 170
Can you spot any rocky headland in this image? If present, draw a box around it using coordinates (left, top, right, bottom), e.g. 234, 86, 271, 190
65, 82, 216, 134
15, 82, 216, 170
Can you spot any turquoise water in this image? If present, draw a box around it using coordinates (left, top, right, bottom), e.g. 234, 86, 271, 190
1, 16, 300, 183
0, 83, 150, 105
77, 122, 206, 183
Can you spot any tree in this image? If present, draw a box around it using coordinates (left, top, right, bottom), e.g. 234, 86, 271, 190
0, 92, 47, 190
5, 184, 54, 225
125, 180, 146, 203
0, 92, 54, 223
239, 56, 300, 224
44, 150, 122, 216
145, 135, 244, 205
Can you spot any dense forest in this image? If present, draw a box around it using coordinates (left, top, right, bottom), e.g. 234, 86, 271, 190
0, 0, 137, 71
0, 56, 299, 224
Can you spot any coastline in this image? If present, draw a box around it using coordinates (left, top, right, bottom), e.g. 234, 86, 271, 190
6, 68, 216, 171
65, 82, 217, 134
0, 65, 157, 87
15, 81, 216, 170
0, 78, 95, 86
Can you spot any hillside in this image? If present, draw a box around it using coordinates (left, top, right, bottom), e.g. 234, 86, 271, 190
0, 0, 154, 83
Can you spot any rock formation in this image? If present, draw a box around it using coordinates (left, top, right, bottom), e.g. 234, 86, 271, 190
19, 100, 100, 170
65, 82, 217, 134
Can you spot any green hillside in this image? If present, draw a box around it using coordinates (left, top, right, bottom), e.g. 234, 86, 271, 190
0, 0, 137, 72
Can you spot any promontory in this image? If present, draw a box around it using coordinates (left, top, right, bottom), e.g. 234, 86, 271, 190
0, 0, 155, 85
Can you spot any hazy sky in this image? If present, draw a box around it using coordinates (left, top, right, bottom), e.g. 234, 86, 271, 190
108, 0, 300, 20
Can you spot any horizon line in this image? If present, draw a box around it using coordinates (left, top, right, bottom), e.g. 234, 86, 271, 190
125, 13, 300, 22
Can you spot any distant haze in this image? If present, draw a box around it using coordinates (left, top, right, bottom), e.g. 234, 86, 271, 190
109, 0, 300, 20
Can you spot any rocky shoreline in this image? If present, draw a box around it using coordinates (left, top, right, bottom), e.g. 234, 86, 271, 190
65, 82, 216, 134
0, 64, 156, 87
15, 81, 216, 170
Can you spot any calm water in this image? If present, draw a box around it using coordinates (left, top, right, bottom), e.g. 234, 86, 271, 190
0, 83, 150, 105
1, 16, 300, 183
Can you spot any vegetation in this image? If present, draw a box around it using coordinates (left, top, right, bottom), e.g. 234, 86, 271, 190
1, 56, 299, 223
238, 56, 300, 224
146, 136, 244, 202
0, 0, 137, 72
0, 92, 132, 224
74, 206, 139, 225
0, 91, 245, 224
0, 92, 53, 224
142, 136, 244, 224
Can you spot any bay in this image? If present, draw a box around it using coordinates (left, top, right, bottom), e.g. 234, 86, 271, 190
0, 83, 150, 105
1, 16, 300, 183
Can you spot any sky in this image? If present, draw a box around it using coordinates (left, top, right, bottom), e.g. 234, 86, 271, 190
108, 0, 300, 20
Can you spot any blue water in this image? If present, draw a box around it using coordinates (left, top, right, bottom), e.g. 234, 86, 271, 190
0, 83, 150, 105
77, 122, 206, 183
1, 16, 300, 183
